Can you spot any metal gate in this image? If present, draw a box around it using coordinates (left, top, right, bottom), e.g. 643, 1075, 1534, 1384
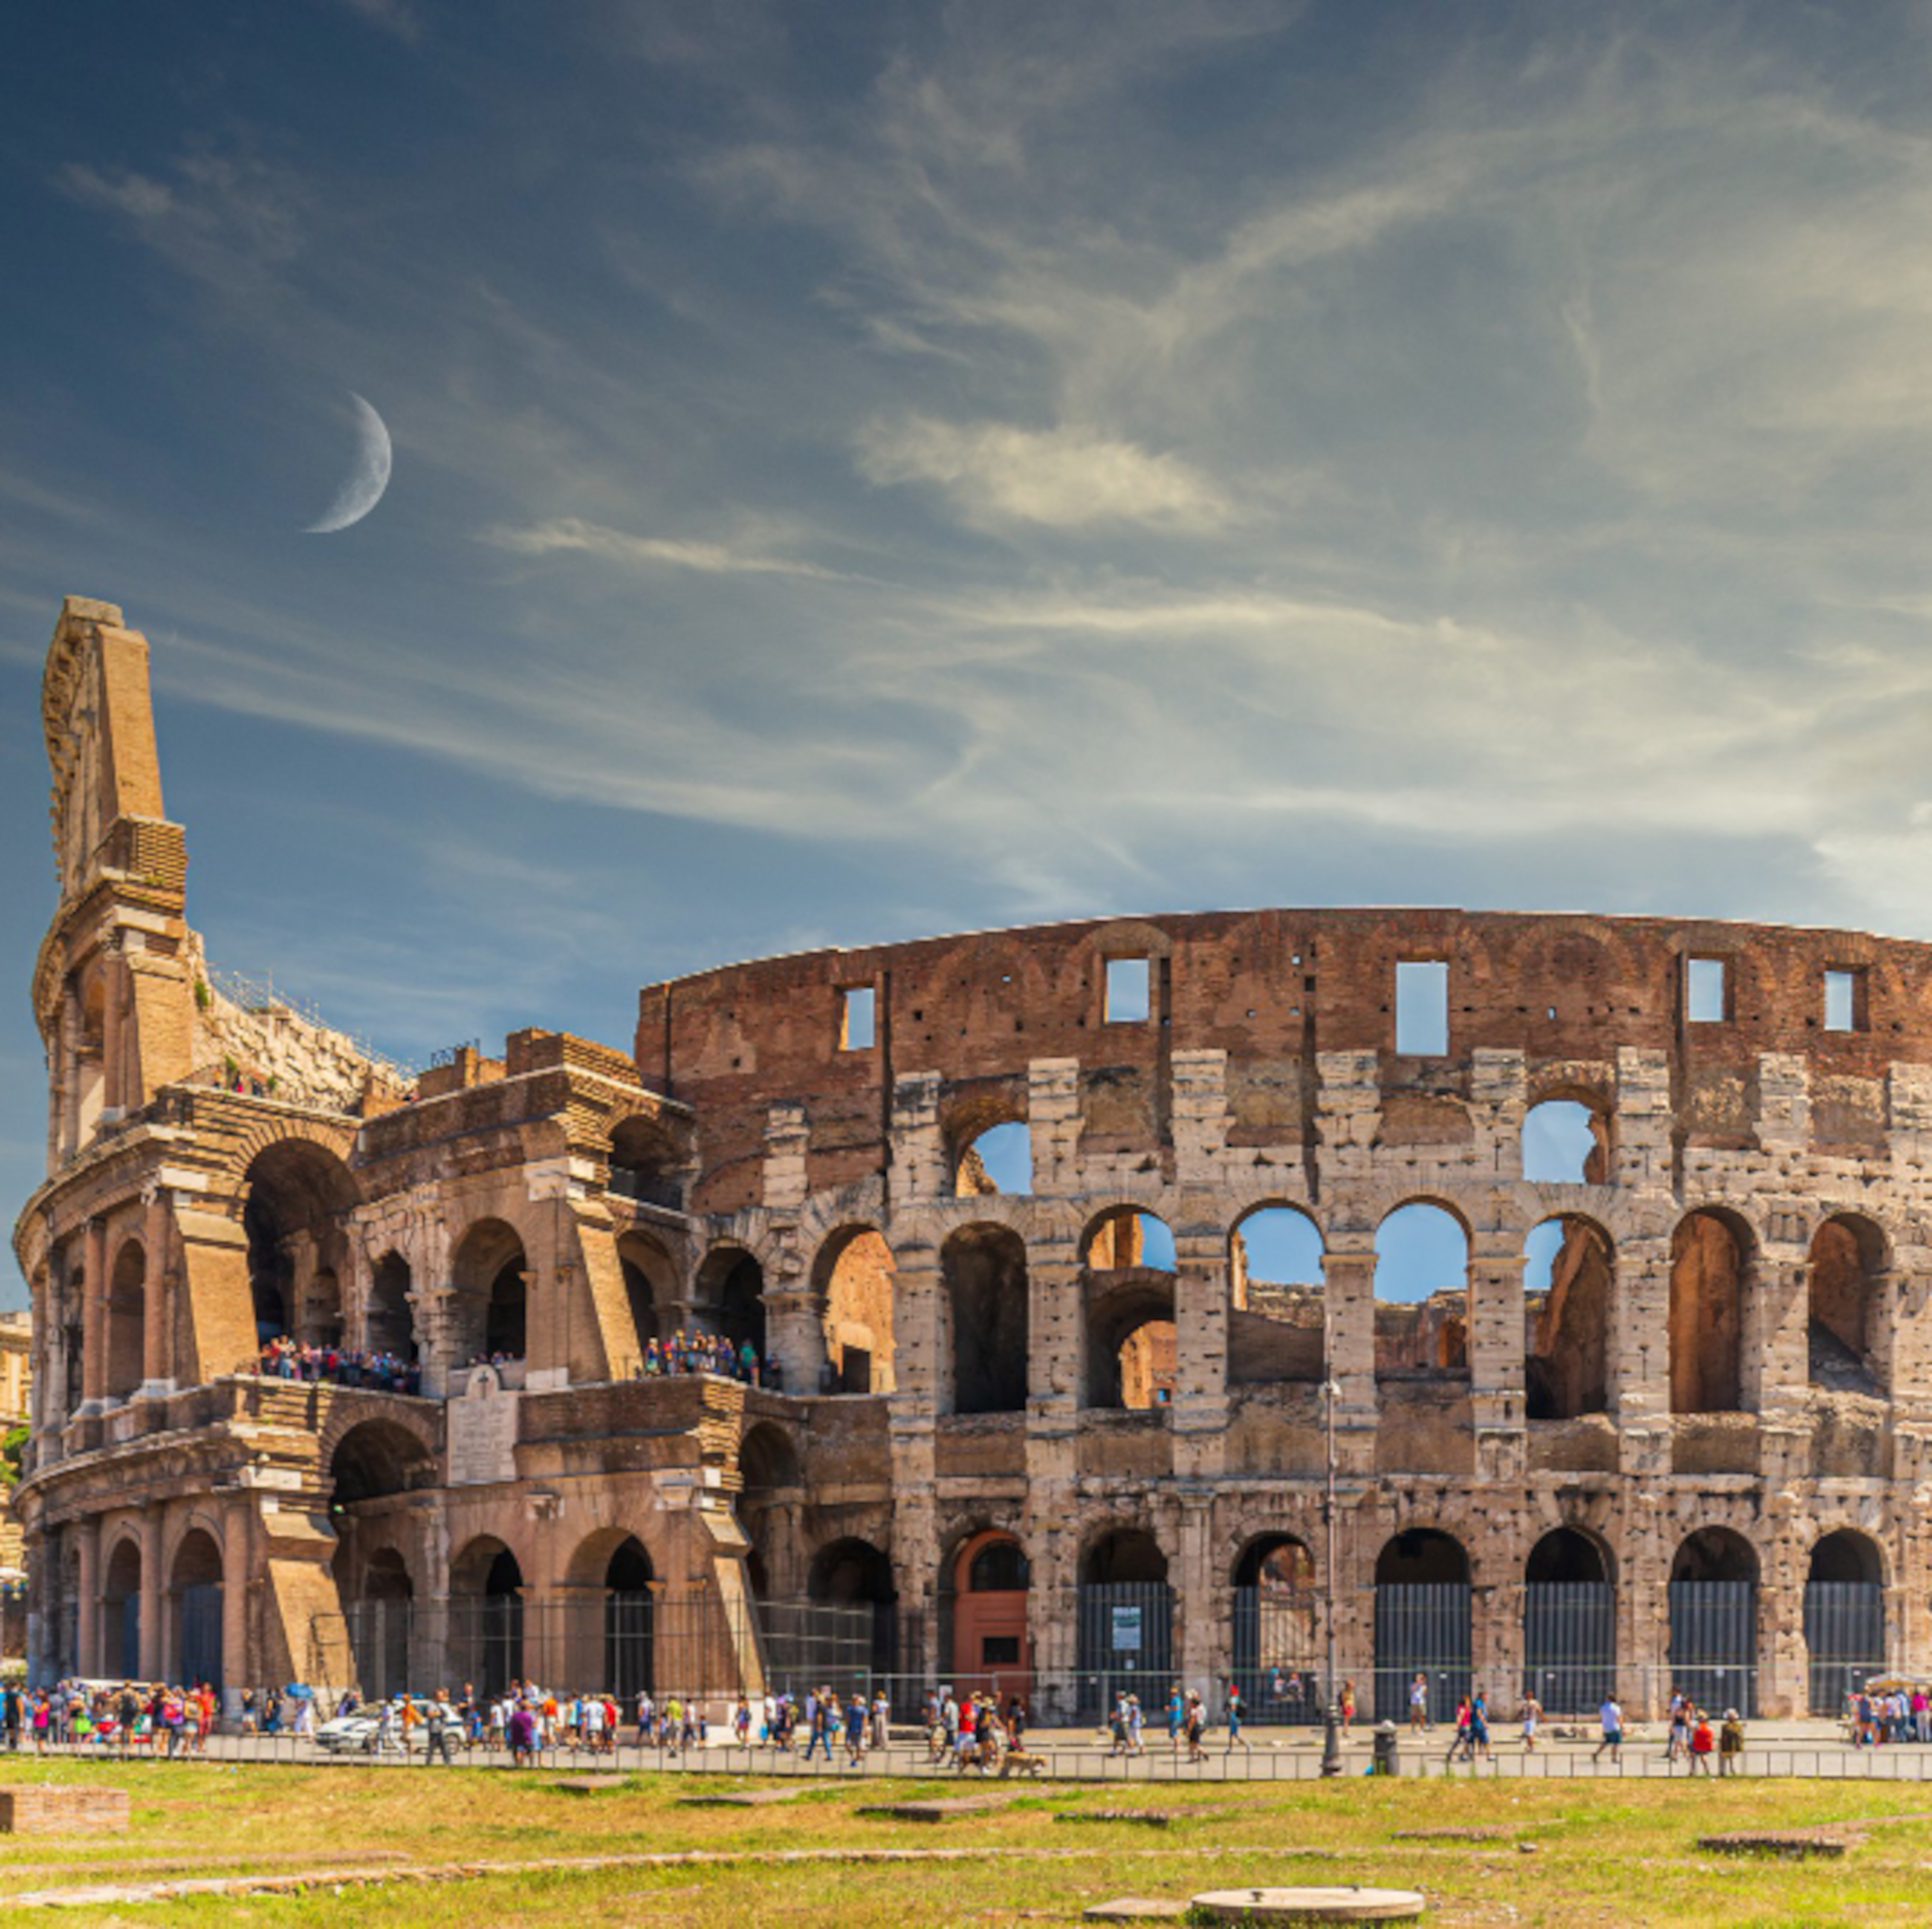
1667, 1581, 1755, 1718
1230, 1584, 1322, 1725
1804, 1581, 1886, 1715
1522, 1582, 1616, 1715
755, 1598, 874, 1701
1075, 1582, 1174, 1722
605, 1590, 655, 1701
342, 1599, 412, 1701
117, 1595, 140, 1680
180, 1583, 224, 1690
1373, 1583, 1471, 1724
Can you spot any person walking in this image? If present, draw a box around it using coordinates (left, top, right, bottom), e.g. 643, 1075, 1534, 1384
423, 1690, 457, 1767
1518, 1689, 1542, 1753
1226, 1682, 1247, 1751
1184, 1691, 1207, 1764
1592, 1694, 1623, 1764
1408, 1671, 1429, 1732
1665, 1691, 1689, 1763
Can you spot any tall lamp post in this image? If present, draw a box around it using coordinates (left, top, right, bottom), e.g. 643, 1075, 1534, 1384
1321, 1375, 1343, 1776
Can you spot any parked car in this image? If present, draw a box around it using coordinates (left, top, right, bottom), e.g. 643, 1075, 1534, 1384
314, 1698, 426, 1754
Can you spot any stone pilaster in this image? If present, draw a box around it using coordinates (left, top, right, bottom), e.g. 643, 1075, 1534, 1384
1468, 1234, 1526, 1480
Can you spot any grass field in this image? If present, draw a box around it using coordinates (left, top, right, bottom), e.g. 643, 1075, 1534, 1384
0, 1754, 1922, 1923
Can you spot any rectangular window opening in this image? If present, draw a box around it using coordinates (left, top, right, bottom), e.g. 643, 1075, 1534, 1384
1394, 960, 1449, 1056
839, 985, 875, 1051
1104, 956, 1151, 1024
1824, 967, 1861, 1033
1686, 956, 1726, 1025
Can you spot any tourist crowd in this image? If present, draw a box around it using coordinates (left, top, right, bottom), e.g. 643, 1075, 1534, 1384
3, 1680, 221, 1754
635, 1332, 774, 1387
1846, 1685, 1932, 1745
253, 1338, 423, 1395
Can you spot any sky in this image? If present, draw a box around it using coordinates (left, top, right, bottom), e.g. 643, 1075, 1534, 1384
7, 2, 1932, 1306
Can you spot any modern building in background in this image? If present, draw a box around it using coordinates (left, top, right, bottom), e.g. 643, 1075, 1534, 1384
11, 594, 1926, 1716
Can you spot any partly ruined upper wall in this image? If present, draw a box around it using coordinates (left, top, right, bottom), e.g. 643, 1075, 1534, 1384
637, 909, 1932, 1213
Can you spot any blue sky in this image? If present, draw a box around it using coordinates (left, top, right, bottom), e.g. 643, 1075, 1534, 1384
8, 3, 1932, 1306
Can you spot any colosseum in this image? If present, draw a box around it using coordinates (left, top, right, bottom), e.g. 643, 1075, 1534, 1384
14, 593, 1932, 1724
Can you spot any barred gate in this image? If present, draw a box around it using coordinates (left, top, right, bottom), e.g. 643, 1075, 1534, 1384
1075, 1583, 1174, 1721
1666, 1581, 1756, 1718
1804, 1581, 1886, 1715
338, 1600, 412, 1701
1522, 1582, 1616, 1715
1373, 1583, 1471, 1723
754, 1598, 874, 1700
116, 1596, 140, 1681
1229, 1584, 1322, 1725
180, 1583, 223, 1690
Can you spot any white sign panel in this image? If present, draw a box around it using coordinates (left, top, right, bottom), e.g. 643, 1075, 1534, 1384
447, 1364, 519, 1487
1110, 1605, 1143, 1653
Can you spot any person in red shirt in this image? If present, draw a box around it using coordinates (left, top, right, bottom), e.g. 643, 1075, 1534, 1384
1688, 1711, 1716, 1776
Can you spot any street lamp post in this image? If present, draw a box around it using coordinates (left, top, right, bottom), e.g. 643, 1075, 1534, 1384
1321, 1375, 1343, 1777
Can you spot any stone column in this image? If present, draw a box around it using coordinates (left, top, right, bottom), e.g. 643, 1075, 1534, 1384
1171, 1212, 1229, 1481
1174, 1492, 1217, 1696
138, 1508, 164, 1681
1468, 1235, 1526, 1481
1612, 1235, 1672, 1479
1322, 1233, 1377, 1475
142, 1186, 173, 1393
886, 1241, 941, 1674
222, 1507, 253, 1715
1621, 1502, 1667, 1721
74, 1516, 100, 1678
1755, 1246, 1811, 1487
80, 1218, 107, 1410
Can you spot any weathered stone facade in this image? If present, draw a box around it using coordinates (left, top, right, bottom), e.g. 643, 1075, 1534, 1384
14, 596, 1931, 1718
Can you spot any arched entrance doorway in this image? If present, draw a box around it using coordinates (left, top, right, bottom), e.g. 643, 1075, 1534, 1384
948, 1532, 1031, 1707
1230, 1535, 1319, 1725
1804, 1530, 1886, 1713
242, 1139, 357, 1349
1668, 1528, 1758, 1717
347, 1548, 413, 1701
103, 1538, 142, 1680
1522, 1527, 1614, 1714
170, 1529, 224, 1690
604, 1537, 655, 1701
1075, 1528, 1171, 1720
452, 1538, 524, 1700
807, 1538, 899, 1689
1373, 1529, 1471, 1723
330, 1420, 432, 1699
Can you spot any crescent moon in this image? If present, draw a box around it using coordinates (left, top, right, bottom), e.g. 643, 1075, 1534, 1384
305, 392, 392, 533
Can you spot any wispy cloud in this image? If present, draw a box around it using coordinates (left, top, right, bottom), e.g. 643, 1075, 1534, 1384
486, 517, 855, 581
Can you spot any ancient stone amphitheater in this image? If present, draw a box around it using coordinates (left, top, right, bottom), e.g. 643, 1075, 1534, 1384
14, 595, 1927, 1721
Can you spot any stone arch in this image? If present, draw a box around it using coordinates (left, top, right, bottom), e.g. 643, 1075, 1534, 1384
105, 1233, 145, 1400
365, 1250, 416, 1360
339, 1543, 414, 1702
1804, 1526, 1888, 1713
329, 1416, 437, 1508
450, 1218, 528, 1364
1810, 1213, 1886, 1394
450, 1534, 524, 1698
1230, 1533, 1319, 1716
1524, 1214, 1612, 1420
1525, 1524, 1614, 1586
1671, 1525, 1758, 1586
1080, 1526, 1169, 1586
810, 1224, 895, 1394
1082, 1204, 1176, 1273
1083, 1268, 1176, 1410
1670, 1208, 1753, 1414
1521, 1096, 1611, 1185
941, 1222, 1029, 1415
945, 1088, 1032, 1199
1227, 1204, 1324, 1386
1372, 1526, 1473, 1724
1374, 1201, 1469, 1377
1808, 1526, 1886, 1588
1668, 1525, 1759, 1715
947, 1528, 1031, 1695
808, 1535, 899, 1673
694, 1244, 766, 1360
102, 1534, 142, 1679
606, 1110, 684, 1210
240, 1137, 359, 1349
169, 1526, 224, 1689
737, 1420, 802, 1600
616, 1228, 677, 1354
562, 1527, 656, 1699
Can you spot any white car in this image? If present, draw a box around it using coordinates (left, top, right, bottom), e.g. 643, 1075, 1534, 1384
314, 1700, 420, 1754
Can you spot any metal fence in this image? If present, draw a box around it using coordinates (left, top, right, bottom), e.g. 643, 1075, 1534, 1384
1804, 1581, 1886, 1715
1667, 1581, 1758, 1718
1073, 1583, 1175, 1722
1372, 1584, 1471, 1724
1228, 1585, 1323, 1725
1522, 1581, 1616, 1715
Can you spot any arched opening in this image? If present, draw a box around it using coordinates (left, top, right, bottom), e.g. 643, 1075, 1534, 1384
808, 1537, 899, 1674
942, 1224, 1029, 1415
1075, 1528, 1171, 1718
616, 1230, 676, 1358
1524, 1217, 1611, 1420
1374, 1204, 1468, 1378
344, 1547, 414, 1701
1522, 1527, 1614, 1713
604, 1536, 655, 1700
812, 1228, 897, 1394
1372, 1528, 1471, 1722
1809, 1215, 1884, 1394
105, 1237, 145, 1400
330, 1418, 434, 1508
1228, 1206, 1324, 1385
242, 1140, 358, 1350
1804, 1528, 1887, 1713
608, 1113, 682, 1209
450, 1220, 528, 1365
737, 1423, 801, 1607
1521, 1098, 1609, 1184
1084, 1210, 1176, 1410
955, 1119, 1033, 1197
451, 1537, 523, 1700
365, 1251, 416, 1361
1230, 1535, 1319, 1725
696, 1246, 766, 1363
1669, 1211, 1748, 1413
170, 1528, 224, 1690
948, 1530, 1032, 1700
103, 1537, 142, 1680
1668, 1527, 1758, 1716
